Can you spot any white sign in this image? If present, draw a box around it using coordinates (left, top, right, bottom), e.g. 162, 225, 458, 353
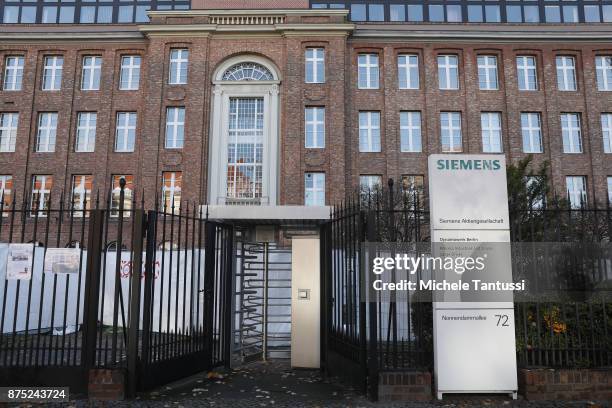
6, 243, 34, 280
44, 248, 81, 274
428, 154, 517, 400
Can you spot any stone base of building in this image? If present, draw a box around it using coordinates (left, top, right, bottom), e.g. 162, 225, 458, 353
518, 368, 612, 401
378, 371, 432, 401
88, 369, 126, 400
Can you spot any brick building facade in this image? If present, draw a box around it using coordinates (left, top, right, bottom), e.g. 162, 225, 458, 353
1, 2, 612, 223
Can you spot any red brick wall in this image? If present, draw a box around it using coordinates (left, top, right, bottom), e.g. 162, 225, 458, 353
1, 33, 611, 209
518, 368, 612, 401
378, 371, 432, 401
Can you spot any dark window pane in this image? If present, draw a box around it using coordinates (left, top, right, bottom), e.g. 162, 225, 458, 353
3, 6, 19, 22
97, 5, 112, 22
80, 6, 95, 22
524, 5, 539, 22
135, 5, 148, 22
21, 6, 36, 22
485, 5, 500, 22
429, 4, 444, 22
407, 4, 423, 21
506, 5, 522, 22
369, 4, 384, 21
468, 5, 483, 22
118, 5, 133, 22
545, 6, 561, 22
563, 5, 578, 22
390, 4, 405, 21
584, 5, 600, 22
447, 4, 462, 22
351, 4, 366, 21
59, 6, 74, 22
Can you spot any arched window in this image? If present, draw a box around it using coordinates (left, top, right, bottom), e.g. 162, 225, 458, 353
222, 62, 274, 81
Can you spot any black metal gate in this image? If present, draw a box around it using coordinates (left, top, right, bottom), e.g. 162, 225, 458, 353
0, 192, 234, 395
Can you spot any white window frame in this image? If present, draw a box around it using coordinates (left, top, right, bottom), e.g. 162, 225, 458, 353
399, 111, 422, 152
0, 112, 18, 152
359, 111, 381, 152
119, 55, 141, 91
3, 56, 24, 91
440, 112, 462, 152
30, 175, 52, 217
521, 112, 543, 153
556, 56, 577, 91
161, 171, 182, 212
305, 48, 325, 84
115, 112, 136, 152
602, 113, 612, 154
477, 55, 498, 90
42, 56, 63, 91
304, 172, 325, 206
358, 54, 379, 89
0, 175, 12, 214
561, 113, 582, 154
596, 56, 612, 91
566, 176, 587, 209
169, 49, 189, 85
165, 107, 185, 149
398, 54, 419, 89
437, 55, 459, 90
81, 56, 101, 91
517, 56, 538, 91
305, 107, 325, 149
35, 112, 57, 152
71, 174, 92, 217
481, 112, 502, 153
75, 112, 96, 152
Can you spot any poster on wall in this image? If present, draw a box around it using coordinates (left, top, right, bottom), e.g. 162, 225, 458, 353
6, 243, 34, 280
43, 248, 81, 274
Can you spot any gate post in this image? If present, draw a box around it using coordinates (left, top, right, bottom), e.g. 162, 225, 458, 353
319, 223, 331, 373
365, 210, 379, 401
203, 222, 217, 370
127, 209, 146, 397
140, 211, 157, 372
82, 210, 105, 372
223, 225, 234, 368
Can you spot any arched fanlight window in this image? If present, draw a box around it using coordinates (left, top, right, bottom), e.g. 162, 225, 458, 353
222, 62, 274, 81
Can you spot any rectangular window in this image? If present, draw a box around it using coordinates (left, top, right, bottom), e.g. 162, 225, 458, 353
165, 107, 185, 149
0, 112, 18, 152
398, 54, 419, 89
360, 175, 382, 193
305, 107, 325, 148
161, 171, 182, 213
556, 56, 577, 91
81, 56, 101, 91
438, 55, 459, 90
596, 56, 612, 91
42, 56, 63, 91
440, 112, 462, 152
517, 56, 538, 91
0, 175, 13, 214
169, 49, 188, 85
481, 112, 502, 153
30, 175, 53, 216
110, 175, 133, 217
71, 174, 92, 217
561, 113, 582, 153
3, 56, 24, 91
119, 55, 141, 90
305, 172, 325, 206
477, 55, 498, 90
608, 177, 612, 205
75, 112, 96, 152
400, 174, 424, 207
358, 54, 379, 89
351, 4, 366, 21
305, 48, 325, 84
399, 111, 422, 152
566, 176, 587, 209
359, 111, 381, 152
521, 112, 543, 153
390, 4, 405, 21
526, 176, 546, 210
602, 113, 612, 154
35, 112, 57, 152
115, 112, 136, 152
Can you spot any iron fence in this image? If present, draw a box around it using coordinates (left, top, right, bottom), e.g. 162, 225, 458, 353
0, 185, 234, 394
